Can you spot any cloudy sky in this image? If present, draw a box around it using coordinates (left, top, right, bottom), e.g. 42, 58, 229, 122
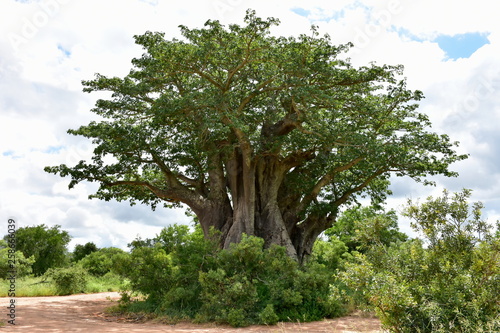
1, 0, 499, 251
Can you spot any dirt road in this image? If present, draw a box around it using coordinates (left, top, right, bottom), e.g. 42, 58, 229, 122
1, 292, 382, 332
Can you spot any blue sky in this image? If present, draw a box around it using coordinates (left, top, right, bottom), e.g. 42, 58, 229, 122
1, 0, 499, 250
434, 32, 490, 60
390, 27, 490, 60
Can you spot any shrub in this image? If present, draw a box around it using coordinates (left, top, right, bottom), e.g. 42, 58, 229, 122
340, 190, 500, 332
0, 240, 35, 278
197, 235, 344, 325
46, 266, 88, 295
309, 238, 348, 271
259, 304, 279, 325
117, 224, 219, 315
118, 225, 346, 326
80, 247, 127, 276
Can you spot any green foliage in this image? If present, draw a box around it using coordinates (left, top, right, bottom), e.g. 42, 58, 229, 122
45, 266, 89, 296
325, 205, 408, 253
79, 247, 127, 276
0, 240, 35, 278
259, 304, 279, 325
72, 242, 98, 262
3, 224, 71, 276
85, 272, 125, 293
196, 235, 344, 325
45, 10, 466, 259
404, 188, 492, 251
116, 245, 172, 303
117, 224, 219, 314
118, 225, 345, 327
309, 238, 349, 271
340, 189, 500, 332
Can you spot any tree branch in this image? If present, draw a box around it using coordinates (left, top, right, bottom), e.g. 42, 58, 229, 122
332, 168, 387, 207
298, 156, 365, 212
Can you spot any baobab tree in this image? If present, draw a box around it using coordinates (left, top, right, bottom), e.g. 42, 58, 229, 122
45, 10, 467, 261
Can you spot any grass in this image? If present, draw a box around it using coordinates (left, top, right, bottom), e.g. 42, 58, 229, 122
0, 276, 57, 297
85, 273, 125, 294
0, 272, 125, 297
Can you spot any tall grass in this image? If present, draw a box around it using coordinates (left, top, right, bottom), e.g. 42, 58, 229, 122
0, 276, 57, 297
85, 273, 125, 294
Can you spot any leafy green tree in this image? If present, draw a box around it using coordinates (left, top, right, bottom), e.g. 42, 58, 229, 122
72, 242, 98, 262
3, 224, 70, 276
0, 240, 35, 278
403, 188, 492, 252
325, 205, 408, 253
127, 236, 154, 251
44, 10, 466, 261
79, 247, 127, 276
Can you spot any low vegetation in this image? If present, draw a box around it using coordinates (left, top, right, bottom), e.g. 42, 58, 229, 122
339, 190, 500, 332
1, 189, 499, 332
114, 225, 345, 326
0, 272, 124, 297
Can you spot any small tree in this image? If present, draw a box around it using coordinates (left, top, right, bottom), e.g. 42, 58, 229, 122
325, 205, 408, 253
404, 188, 492, 252
72, 242, 98, 262
0, 240, 35, 278
4, 224, 71, 276
79, 247, 126, 276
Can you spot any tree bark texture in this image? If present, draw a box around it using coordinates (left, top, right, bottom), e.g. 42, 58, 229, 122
192, 147, 330, 263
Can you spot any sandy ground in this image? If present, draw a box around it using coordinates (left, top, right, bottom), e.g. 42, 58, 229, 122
0, 292, 382, 332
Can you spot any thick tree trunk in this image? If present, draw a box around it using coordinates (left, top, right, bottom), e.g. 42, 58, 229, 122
194, 149, 332, 263
195, 200, 233, 243
254, 156, 298, 260
291, 215, 335, 263
223, 145, 256, 248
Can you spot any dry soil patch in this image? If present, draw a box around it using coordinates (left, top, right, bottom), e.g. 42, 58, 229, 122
1, 292, 382, 332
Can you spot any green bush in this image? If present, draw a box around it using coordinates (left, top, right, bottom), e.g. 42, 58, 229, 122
117, 224, 219, 315
46, 266, 88, 295
80, 247, 127, 276
0, 240, 35, 278
309, 238, 348, 271
340, 190, 500, 332
118, 225, 346, 326
259, 304, 279, 325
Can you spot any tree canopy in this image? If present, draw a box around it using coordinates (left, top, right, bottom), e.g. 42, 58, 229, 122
45, 10, 467, 261
4, 224, 71, 276
72, 241, 99, 262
